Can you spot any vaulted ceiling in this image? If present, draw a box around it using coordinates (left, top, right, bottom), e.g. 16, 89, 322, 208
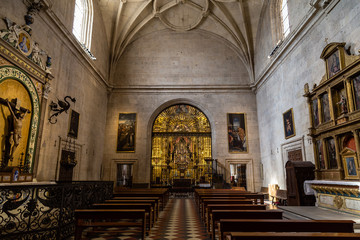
98, 0, 266, 82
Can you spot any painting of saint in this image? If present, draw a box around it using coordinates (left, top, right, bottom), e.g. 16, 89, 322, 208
327, 51, 340, 78
312, 99, 319, 127
353, 75, 360, 110
326, 138, 337, 169
321, 93, 331, 122
227, 113, 247, 153
317, 140, 325, 169
17, 31, 32, 56
68, 110, 80, 139
283, 108, 295, 139
116, 113, 136, 152
346, 157, 357, 176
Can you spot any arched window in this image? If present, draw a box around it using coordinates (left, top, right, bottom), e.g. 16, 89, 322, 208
280, 0, 290, 38
73, 0, 94, 53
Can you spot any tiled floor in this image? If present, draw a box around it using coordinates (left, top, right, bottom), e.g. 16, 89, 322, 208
81, 198, 211, 240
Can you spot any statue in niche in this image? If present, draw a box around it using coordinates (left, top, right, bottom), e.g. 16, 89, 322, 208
337, 95, 348, 114
29, 42, 46, 69
1, 98, 30, 168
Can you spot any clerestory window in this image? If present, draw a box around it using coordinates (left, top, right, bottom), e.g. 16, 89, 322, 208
280, 0, 290, 38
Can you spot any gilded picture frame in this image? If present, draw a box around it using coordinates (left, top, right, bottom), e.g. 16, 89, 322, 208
68, 110, 80, 139
116, 113, 136, 152
341, 148, 359, 180
283, 108, 295, 139
227, 113, 248, 153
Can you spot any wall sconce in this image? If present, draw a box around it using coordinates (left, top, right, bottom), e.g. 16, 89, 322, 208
48, 96, 76, 124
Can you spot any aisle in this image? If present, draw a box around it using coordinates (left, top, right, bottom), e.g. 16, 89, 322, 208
147, 198, 210, 239
80, 198, 210, 240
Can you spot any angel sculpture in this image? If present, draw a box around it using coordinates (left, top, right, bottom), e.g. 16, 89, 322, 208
30, 42, 46, 69
0, 17, 21, 47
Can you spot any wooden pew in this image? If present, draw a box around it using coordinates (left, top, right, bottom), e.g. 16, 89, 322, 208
197, 192, 265, 207
113, 188, 169, 209
229, 232, 360, 240
105, 199, 158, 220
218, 219, 355, 240
206, 204, 267, 233
112, 196, 161, 220
92, 203, 154, 230
210, 209, 283, 240
74, 209, 146, 240
201, 199, 253, 220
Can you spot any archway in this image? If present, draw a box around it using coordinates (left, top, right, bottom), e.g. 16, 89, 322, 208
151, 104, 212, 186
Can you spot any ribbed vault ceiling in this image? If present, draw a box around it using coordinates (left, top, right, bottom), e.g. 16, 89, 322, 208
98, 0, 265, 83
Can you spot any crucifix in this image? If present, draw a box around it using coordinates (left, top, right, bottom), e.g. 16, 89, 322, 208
0, 97, 31, 169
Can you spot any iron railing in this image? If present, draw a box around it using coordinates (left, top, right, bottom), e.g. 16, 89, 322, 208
0, 181, 113, 240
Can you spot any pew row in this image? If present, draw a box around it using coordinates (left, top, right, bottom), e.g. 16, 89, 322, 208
218, 219, 355, 240
74, 209, 146, 240
210, 209, 283, 240
228, 232, 360, 240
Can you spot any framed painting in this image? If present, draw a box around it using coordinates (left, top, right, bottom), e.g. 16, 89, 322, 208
283, 108, 295, 139
312, 98, 319, 127
326, 138, 337, 169
68, 110, 80, 139
316, 139, 325, 169
227, 113, 248, 153
352, 74, 360, 110
17, 30, 33, 57
116, 113, 136, 152
321, 93, 331, 123
327, 50, 340, 78
342, 148, 359, 179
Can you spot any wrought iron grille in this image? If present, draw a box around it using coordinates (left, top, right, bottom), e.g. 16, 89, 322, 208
0, 181, 113, 240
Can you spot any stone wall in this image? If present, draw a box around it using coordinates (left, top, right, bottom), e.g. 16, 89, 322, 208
104, 30, 262, 191
255, 0, 360, 189
0, 0, 110, 181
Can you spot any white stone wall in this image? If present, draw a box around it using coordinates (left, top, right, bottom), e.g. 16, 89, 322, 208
0, 0, 110, 181
255, 0, 360, 189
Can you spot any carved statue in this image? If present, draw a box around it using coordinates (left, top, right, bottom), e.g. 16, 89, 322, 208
337, 95, 348, 114
0, 17, 21, 47
6, 99, 28, 161
30, 42, 46, 69
0, 98, 30, 168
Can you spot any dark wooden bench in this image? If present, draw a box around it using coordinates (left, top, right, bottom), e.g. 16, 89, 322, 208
205, 204, 267, 233
219, 219, 355, 240
229, 232, 360, 240
113, 189, 168, 209
210, 209, 283, 240
111, 196, 160, 219
105, 199, 158, 220
74, 209, 146, 240
92, 203, 154, 230
201, 198, 253, 220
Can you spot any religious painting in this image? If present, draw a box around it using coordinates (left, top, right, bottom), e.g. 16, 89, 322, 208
312, 98, 319, 127
321, 93, 331, 122
352, 74, 360, 110
327, 50, 340, 78
17, 30, 32, 57
68, 110, 80, 139
342, 148, 359, 179
116, 113, 136, 152
283, 108, 295, 139
227, 113, 248, 153
316, 140, 325, 169
326, 138, 337, 169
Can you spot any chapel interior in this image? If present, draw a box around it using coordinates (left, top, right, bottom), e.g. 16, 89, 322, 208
1, 0, 360, 239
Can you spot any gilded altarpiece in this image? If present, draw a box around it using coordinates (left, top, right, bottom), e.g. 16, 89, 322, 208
151, 104, 212, 186
0, 39, 51, 182
304, 42, 360, 214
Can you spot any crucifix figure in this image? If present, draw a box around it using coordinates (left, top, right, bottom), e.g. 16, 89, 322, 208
0, 98, 30, 168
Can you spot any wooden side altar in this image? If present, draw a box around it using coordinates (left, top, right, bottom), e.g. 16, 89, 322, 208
304, 42, 360, 215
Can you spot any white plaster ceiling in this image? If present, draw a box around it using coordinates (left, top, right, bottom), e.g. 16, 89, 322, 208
98, 0, 265, 82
